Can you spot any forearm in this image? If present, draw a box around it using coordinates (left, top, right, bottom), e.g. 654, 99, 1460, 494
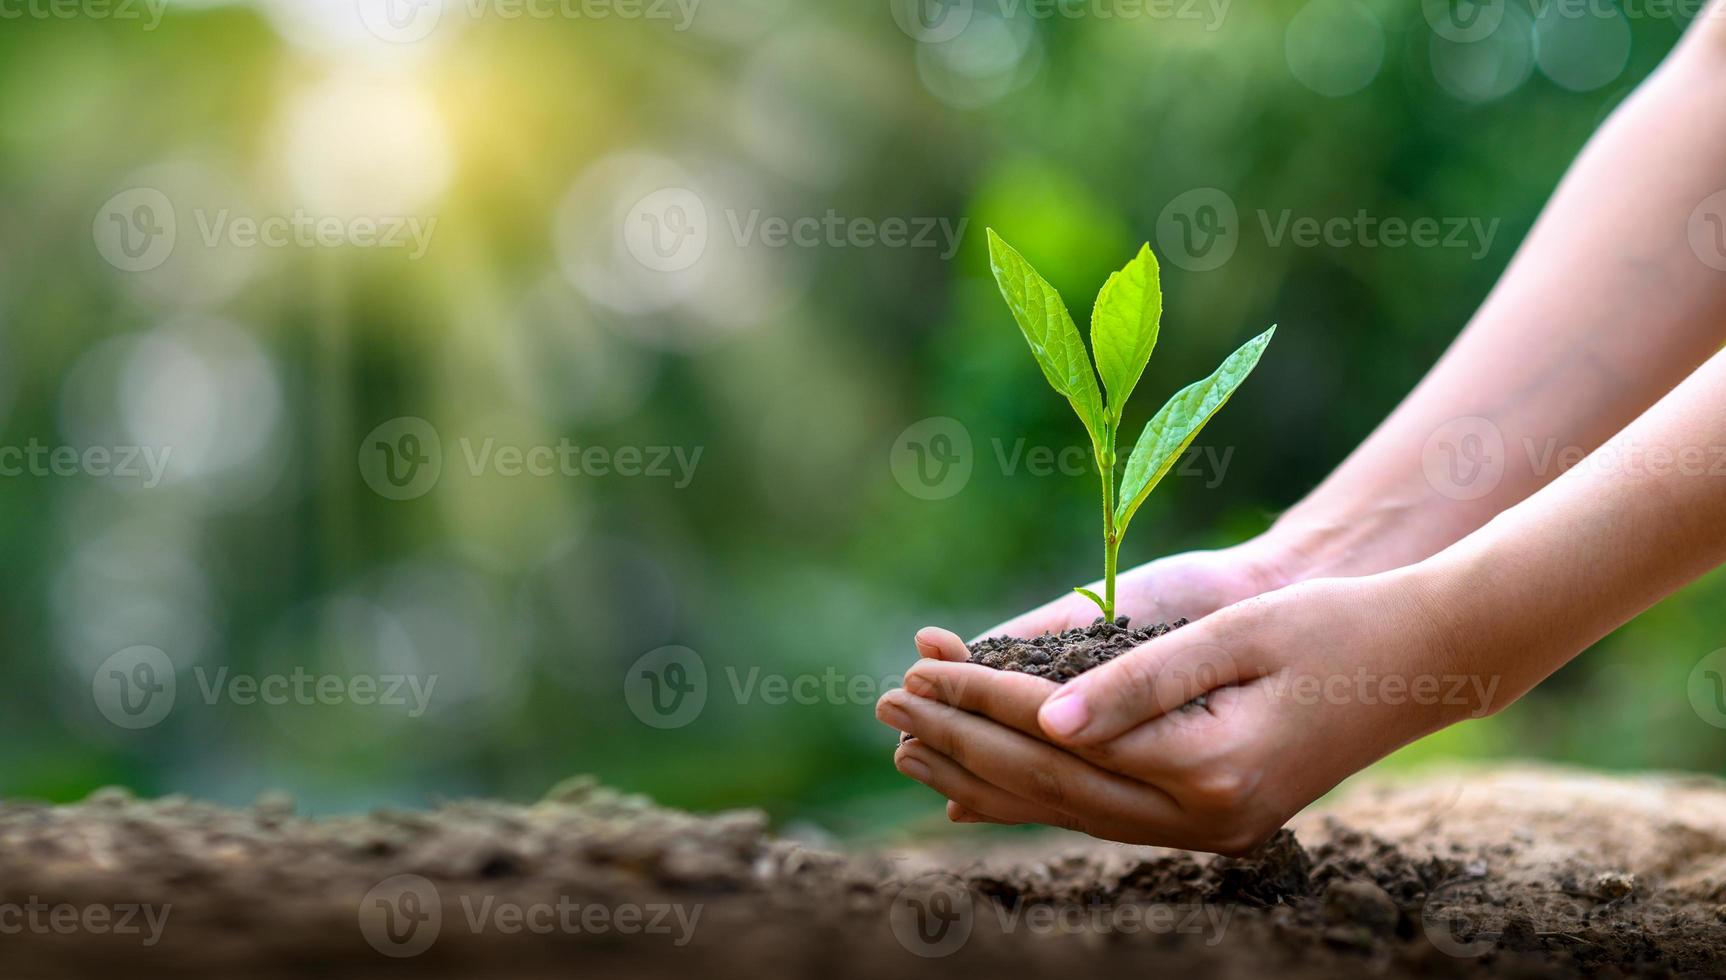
1418, 345, 1726, 713
1258, 25, 1726, 583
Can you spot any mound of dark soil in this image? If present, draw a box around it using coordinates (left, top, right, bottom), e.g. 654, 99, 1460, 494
966, 616, 1188, 682
3, 768, 1725, 978
898, 617, 1189, 746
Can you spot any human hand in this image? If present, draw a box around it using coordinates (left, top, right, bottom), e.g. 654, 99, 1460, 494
883, 565, 1501, 853
897, 535, 1301, 823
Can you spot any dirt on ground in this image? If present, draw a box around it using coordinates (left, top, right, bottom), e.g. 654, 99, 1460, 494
3, 766, 1726, 978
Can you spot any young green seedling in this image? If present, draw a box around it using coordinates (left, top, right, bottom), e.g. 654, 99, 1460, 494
985, 228, 1274, 622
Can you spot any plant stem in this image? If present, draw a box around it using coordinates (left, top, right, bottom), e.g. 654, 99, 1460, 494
1104, 523, 1119, 623
1099, 423, 1118, 623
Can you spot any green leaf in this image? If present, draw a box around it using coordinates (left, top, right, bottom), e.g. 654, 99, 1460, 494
1090, 244, 1162, 421
1073, 587, 1107, 616
1113, 326, 1276, 533
986, 229, 1106, 452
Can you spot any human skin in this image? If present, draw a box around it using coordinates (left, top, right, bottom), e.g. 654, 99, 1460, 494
877, 12, 1726, 850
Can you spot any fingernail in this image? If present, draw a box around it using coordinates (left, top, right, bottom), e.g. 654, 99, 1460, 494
898, 755, 931, 782
903, 671, 936, 699
876, 693, 911, 730
1040, 693, 1089, 738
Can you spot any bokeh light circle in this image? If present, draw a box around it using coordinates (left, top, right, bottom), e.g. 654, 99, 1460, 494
913, 10, 1040, 110
1285, 0, 1385, 98
1533, 2, 1632, 93
276, 71, 453, 218
1430, 3, 1535, 103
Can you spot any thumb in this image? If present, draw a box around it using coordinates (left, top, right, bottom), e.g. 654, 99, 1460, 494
914, 627, 969, 662
1036, 623, 1251, 745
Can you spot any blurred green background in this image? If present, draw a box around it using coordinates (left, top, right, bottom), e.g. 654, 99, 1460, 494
0, 0, 1719, 835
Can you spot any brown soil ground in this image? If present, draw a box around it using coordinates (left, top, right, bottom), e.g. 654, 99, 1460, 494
2, 767, 1724, 979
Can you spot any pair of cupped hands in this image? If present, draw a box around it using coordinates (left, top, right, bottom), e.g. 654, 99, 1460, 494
876, 542, 1480, 854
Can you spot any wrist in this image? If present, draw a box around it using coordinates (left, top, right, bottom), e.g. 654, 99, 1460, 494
1245, 500, 1422, 589
1390, 546, 1520, 723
